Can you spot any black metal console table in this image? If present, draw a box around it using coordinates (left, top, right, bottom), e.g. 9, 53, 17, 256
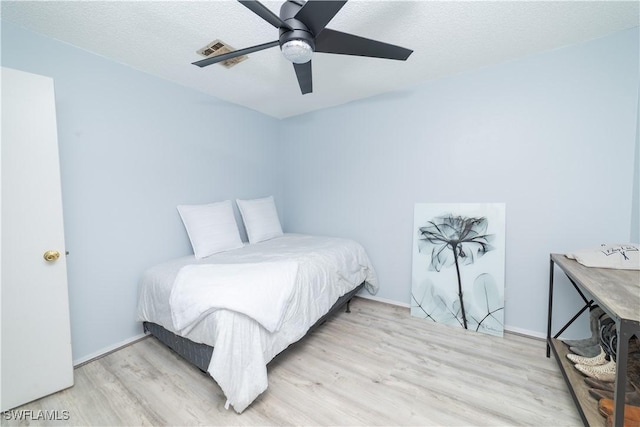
546, 253, 639, 427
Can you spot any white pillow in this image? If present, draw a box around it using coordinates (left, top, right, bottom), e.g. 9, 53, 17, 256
177, 200, 244, 259
236, 196, 284, 244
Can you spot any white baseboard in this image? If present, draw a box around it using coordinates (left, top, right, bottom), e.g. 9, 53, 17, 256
357, 294, 547, 341
73, 332, 147, 367
503, 325, 547, 340
357, 293, 410, 308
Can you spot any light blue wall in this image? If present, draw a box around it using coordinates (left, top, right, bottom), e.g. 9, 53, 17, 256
2, 17, 638, 360
631, 92, 639, 243
281, 27, 639, 336
1, 21, 283, 362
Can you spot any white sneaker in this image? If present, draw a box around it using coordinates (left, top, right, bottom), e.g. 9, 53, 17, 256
567, 347, 607, 366
575, 360, 616, 382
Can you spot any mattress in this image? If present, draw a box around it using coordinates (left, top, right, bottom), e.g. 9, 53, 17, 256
136, 233, 378, 412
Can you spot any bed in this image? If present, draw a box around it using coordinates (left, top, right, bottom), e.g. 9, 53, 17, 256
136, 233, 378, 413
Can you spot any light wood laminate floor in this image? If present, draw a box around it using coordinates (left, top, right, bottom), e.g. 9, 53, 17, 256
2, 297, 582, 426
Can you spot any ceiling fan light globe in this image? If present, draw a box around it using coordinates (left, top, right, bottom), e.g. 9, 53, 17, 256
281, 39, 313, 64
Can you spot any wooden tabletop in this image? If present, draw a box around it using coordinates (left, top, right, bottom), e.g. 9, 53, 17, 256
551, 253, 640, 324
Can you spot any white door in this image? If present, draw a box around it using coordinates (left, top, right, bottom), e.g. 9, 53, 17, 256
1, 67, 74, 411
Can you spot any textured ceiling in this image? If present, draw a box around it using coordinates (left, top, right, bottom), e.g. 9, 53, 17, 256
2, 1, 638, 119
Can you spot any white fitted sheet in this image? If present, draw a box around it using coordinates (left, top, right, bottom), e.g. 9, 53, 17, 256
136, 234, 378, 412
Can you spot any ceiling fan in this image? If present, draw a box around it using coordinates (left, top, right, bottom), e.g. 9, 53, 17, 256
192, 0, 413, 95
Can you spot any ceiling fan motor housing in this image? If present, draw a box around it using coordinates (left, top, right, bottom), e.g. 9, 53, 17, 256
279, 1, 315, 50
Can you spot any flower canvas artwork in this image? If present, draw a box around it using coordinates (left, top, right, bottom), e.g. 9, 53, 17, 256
411, 203, 506, 337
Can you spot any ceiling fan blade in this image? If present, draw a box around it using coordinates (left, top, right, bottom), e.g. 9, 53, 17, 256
295, 0, 347, 36
192, 41, 279, 68
293, 61, 312, 94
238, 0, 292, 30
315, 28, 413, 60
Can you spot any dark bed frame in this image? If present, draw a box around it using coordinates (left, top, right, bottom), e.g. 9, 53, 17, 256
143, 282, 364, 372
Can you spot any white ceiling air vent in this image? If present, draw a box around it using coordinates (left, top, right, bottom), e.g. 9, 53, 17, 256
196, 39, 248, 69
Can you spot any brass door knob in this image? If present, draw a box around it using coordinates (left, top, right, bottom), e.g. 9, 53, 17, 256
43, 250, 60, 262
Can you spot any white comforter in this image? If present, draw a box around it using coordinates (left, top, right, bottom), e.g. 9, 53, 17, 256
137, 234, 378, 413
170, 261, 299, 334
